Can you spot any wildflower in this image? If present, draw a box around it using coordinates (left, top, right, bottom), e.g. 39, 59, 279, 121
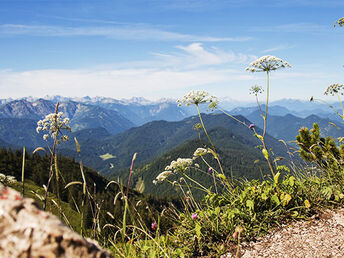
249, 124, 255, 130
36, 111, 71, 142
155, 171, 172, 182
208, 167, 213, 172
193, 148, 210, 159
208, 97, 219, 111
191, 213, 198, 220
324, 83, 344, 96
246, 55, 291, 72
151, 222, 158, 230
165, 158, 193, 173
249, 85, 264, 96
177, 90, 217, 106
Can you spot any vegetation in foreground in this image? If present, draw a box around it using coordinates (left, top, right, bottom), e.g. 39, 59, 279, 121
0, 16, 343, 257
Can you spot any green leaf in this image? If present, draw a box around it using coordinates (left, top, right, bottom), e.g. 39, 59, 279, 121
195, 223, 202, 239
261, 193, 268, 200
262, 148, 269, 160
217, 174, 226, 180
291, 211, 298, 217
281, 193, 292, 206
274, 172, 281, 185
271, 194, 280, 205
288, 176, 295, 187
256, 134, 263, 140
304, 199, 311, 208
246, 199, 254, 210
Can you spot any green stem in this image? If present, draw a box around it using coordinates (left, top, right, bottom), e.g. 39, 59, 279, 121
183, 172, 210, 193
262, 71, 275, 177
217, 107, 249, 128
337, 93, 344, 119
196, 104, 216, 151
263, 71, 269, 139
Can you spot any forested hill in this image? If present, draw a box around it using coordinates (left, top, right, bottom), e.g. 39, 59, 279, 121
111, 126, 279, 198
60, 113, 289, 176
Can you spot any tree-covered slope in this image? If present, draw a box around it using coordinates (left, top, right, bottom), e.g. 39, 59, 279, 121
110, 126, 279, 198
67, 113, 288, 176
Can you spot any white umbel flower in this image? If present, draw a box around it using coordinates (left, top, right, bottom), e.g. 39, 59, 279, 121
246, 55, 291, 73
156, 171, 173, 182
177, 90, 217, 106
193, 148, 210, 158
165, 158, 193, 173
36, 111, 71, 142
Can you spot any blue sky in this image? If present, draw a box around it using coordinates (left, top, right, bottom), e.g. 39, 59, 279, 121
0, 0, 343, 101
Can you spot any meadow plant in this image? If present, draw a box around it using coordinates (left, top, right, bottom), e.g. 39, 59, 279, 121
246, 55, 291, 176
36, 102, 71, 210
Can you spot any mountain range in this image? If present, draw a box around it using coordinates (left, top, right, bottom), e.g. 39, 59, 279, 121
1, 95, 344, 196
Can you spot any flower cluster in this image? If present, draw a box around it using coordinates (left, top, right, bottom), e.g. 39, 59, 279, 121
155, 171, 172, 183
153, 158, 193, 184
36, 112, 71, 142
324, 83, 344, 96
246, 55, 291, 72
177, 90, 218, 107
193, 148, 210, 159
165, 158, 193, 173
249, 85, 264, 96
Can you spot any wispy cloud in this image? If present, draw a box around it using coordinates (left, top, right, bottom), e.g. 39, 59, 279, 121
0, 24, 252, 42
252, 23, 328, 33
154, 43, 257, 68
271, 0, 344, 7
261, 44, 296, 54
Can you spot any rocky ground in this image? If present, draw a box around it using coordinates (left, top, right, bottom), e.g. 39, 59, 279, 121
222, 208, 344, 258
0, 184, 112, 258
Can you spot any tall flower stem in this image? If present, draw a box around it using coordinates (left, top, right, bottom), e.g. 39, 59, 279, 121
196, 104, 225, 175
43, 102, 59, 210
263, 71, 269, 139
261, 71, 275, 177
196, 104, 216, 151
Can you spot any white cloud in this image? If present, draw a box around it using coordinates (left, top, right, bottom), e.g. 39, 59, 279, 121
261, 45, 296, 54
154, 43, 257, 68
0, 24, 252, 42
252, 23, 327, 33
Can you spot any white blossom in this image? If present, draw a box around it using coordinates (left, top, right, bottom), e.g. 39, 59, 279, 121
165, 158, 193, 173
36, 111, 71, 142
249, 85, 264, 95
155, 171, 173, 182
246, 55, 291, 73
193, 148, 210, 159
177, 90, 217, 106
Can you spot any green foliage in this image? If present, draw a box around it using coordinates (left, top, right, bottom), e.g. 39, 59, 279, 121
296, 123, 344, 170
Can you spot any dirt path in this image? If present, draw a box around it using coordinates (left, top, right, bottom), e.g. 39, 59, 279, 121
222, 208, 344, 258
